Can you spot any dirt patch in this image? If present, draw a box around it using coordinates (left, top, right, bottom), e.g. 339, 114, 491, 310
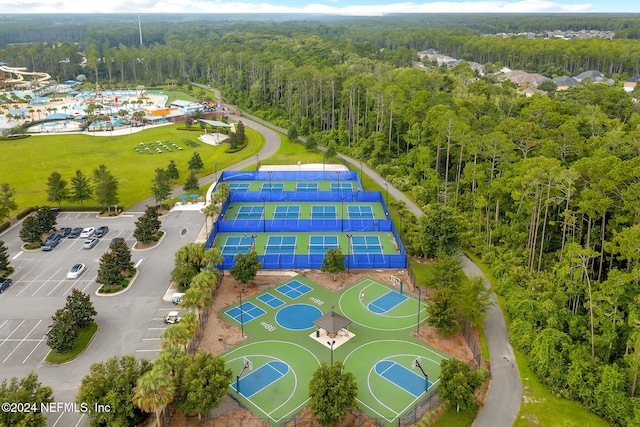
181, 269, 477, 426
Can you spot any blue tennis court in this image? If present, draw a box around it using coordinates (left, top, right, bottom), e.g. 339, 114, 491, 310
222, 236, 255, 256
231, 360, 290, 398
348, 205, 374, 219
375, 360, 430, 397
276, 280, 312, 299
226, 302, 266, 324
273, 205, 300, 219
257, 293, 285, 309
265, 236, 297, 254
331, 182, 354, 191
296, 183, 318, 191
309, 235, 339, 254
351, 235, 383, 254
236, 206, 264, 219
311, 205, 337, 219
261, 182, 284, 191
368, 290, 408, 314
229, 183, 250, 192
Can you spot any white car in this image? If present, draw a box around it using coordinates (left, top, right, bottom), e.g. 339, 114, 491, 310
66, 263, 86, 279
79, 227, 95, 238
83, 237, 99, 249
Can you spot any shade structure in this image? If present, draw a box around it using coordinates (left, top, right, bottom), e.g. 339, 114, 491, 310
189, 193, 200, 198
313, 311, 352, 335
178, 194, 189, 200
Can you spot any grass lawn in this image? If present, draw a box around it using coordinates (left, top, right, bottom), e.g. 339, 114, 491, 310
0, 124, 263, 212
262, 134, 325, 165
514, 349, 611, 427
45, 321, 98, 364
430, 404, 479, 427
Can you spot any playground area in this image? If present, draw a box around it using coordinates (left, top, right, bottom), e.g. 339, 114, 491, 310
211, 275, 446, 426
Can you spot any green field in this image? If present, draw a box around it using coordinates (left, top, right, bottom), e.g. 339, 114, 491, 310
0, 124, 263, 211
221, 276, 446, 426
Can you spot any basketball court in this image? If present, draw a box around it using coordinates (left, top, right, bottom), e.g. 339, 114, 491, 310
221, 276, 446, 426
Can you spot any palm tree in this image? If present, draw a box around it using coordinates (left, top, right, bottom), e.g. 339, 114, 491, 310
132, 368, 175, 427
180, 287, 212, 320
161, 323, 191, 352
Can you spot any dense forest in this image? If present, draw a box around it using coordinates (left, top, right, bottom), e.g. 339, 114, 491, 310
3, 15, 640, 425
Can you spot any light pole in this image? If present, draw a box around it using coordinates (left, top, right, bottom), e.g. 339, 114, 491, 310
337, 170, 341, 190
385, 182, 389, 206
262, 197, 267, 233
341, 197, 345, 232
251, 235, 257, 251
327, 340, 335, 365
346, 234, 352, 275
239, 288, 246, 338
417, 285, 421, 335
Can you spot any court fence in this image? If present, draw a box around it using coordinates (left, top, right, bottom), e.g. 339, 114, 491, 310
206, 172, 407, 270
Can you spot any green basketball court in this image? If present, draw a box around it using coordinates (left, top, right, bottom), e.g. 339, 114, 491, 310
221, 276, 448, 426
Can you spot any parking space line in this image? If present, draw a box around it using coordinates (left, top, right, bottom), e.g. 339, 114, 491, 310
79, 274, 97, 294
65, 276, 94, 296
3, 320, 42, 363
31, 268, 64, 296
12, 251, 23, 260
135, 349, 162, 352
157, 308, 175, 311
142, 338, 161, 341
0, 320, 8, 330
147, 327, 166, 330
16, 270, 48, 296
22, 336, 47, 364
51, 411, 65, 427
0, 320, 26, 349
74, 413, 86, 427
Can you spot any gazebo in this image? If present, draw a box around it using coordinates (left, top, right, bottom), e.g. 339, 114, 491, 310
313, 310, 352, 338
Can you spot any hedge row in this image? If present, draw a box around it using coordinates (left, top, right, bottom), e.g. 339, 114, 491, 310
16, 207, 33, 220
0, 221, 9, 234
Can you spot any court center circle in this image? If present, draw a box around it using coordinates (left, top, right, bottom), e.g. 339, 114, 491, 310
276, 304, 322, 330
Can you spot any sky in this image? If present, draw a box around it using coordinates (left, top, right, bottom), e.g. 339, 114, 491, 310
0, 0, 638, 15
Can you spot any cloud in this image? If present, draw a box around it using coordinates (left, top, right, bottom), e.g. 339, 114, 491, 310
0, 0, 596, 14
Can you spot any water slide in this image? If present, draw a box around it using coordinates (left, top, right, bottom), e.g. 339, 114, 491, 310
0, 64, 51, 86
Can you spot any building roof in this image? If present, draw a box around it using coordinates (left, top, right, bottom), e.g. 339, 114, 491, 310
552, 76, 580, 87
503, 70, 549, 86
313, 311, 352, 334
199, 119, 231, 127
626, 74, 640, 83
574, 70, 604, 80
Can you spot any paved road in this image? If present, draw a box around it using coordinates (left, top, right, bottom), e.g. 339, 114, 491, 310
314, 151, 523, 426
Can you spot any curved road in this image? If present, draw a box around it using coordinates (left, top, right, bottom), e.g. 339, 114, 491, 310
327, 153, 523, 426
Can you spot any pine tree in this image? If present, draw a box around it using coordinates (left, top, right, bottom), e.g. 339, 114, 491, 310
0, 240, 9, 272
46, 308, 79, 353
183, 170, 199, 193
70, 170, 93, 206
46, 172, 68, 207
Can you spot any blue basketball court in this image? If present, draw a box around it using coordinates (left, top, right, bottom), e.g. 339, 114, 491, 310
273, 205, 300, 219
226, 302, 266, 324
296, 183, 318, 191
308, 235, 339, 254
257, 293, 285, 309
367, 290, 408, 314
276, 280, 312, 299
311, 205, 337, 219
375, 360, 431, 397
231, 360, 290, 398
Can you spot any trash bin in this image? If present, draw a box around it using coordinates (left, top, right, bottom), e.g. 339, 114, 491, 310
316, 330, 320, 338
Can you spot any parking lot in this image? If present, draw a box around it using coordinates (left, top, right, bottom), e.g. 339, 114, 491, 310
0, 209, 204, 427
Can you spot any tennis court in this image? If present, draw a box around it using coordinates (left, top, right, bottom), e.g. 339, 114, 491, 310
265, 236, 297, 254
351, 235, 383, 254
229, 183, 250, 192
308, 235, 339, 254
311, 205, 337, 219
225, 301, 266, 324
261, 182, 284, 191
221, 235, 255, 256
235, 206, 264, 220
273, 205, 300, 219
296, 182, 318, 191
221, 276, 447, 426
331, 182, 355, 191
348, 205, 374, 219
368, 290, 408, 314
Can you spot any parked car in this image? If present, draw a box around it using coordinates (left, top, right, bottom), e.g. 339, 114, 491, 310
79, 227, 95, 238
66, 263, 86, 279
165, 311, 181, 324
58, 227, 71, 237
83, 237, 98, 249
95, 226, 109, 238
42, 234, 62, 251
0, 278, 11, 293
68, 227, 83, 238
110, 237, 125, 246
